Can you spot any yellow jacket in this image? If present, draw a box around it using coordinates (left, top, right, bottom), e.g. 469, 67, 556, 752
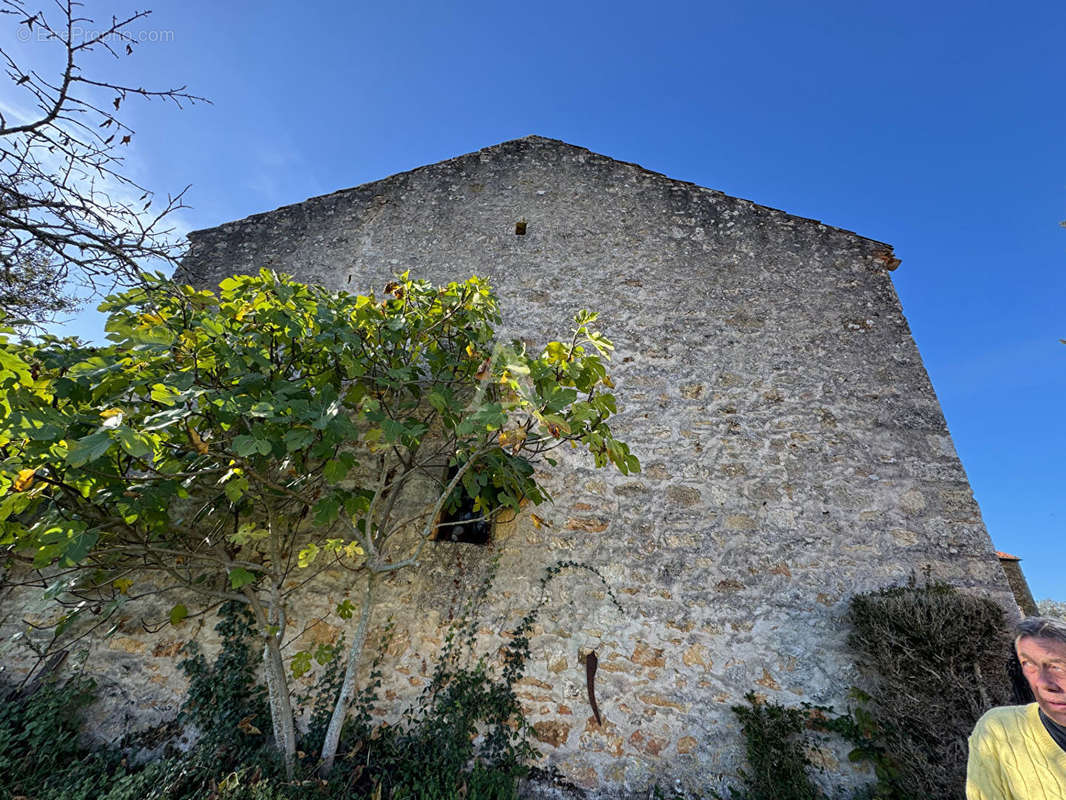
967, 704, 1066, 799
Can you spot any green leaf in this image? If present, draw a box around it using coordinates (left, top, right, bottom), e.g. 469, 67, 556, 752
427, 391, 448, 413
169, 604, 189, 626
223, 475, 249, 502
313, 644, 335, 665
0, 272, 634, 666
60, 528, 98, 565
0, 492, 32, 521
248, 401, 275, 418
228, 567, 257, 590
54, 609, 82, 638
381, 417, 407, 442
323, 456, 351, 484
313, 495, 341, 526
115, 426, 153, 459
65, 431, 113, 467
284, 428, 314, 452
149, 383, 182, 406
230, 522, 267, 545
291, 650, 312, 679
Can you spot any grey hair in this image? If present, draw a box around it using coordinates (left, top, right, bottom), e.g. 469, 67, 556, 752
1016, 616, 1066, 644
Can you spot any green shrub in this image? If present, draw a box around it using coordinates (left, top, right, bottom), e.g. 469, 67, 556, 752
722, 692, 824, 800
0, 675, 96, 799
718, 581, 1011, 800
1, 560, 611, 799
318, 558, 560, 799
846, 581, 1012, 800
178, 601, 274, 767
1, 603, 291, 800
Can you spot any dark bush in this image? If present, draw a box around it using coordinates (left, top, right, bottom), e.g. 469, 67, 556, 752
0, 560, 607, 799
846, 581, 1013, 799
0, 675, 96, 799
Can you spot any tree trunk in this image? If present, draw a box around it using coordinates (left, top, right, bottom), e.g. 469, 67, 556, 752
318, 575, 375, 776
245, 582, 298, 779
263, 632, 298, 778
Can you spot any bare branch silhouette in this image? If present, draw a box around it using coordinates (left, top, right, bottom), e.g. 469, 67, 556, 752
0, 0, 207, 323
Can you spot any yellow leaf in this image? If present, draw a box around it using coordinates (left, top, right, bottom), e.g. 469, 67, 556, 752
186, 421, 209, 455
13, 468, 35, 491
530, 513, 551, 530
100, 408, 123, 419
237, 715, 262, 736
113, 578, 134, 594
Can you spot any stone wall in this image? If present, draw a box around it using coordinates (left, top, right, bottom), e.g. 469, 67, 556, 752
997, 553, 1038, 616
3, 136, 1016, 797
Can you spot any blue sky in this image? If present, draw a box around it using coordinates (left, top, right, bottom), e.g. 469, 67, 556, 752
4, 1, 1063, 598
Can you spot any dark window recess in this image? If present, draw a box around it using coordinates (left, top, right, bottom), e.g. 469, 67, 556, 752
515, 220, 527, 235
436, 469, 492, 545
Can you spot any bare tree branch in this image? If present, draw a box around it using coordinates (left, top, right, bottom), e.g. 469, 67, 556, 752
0, 0, 207, 323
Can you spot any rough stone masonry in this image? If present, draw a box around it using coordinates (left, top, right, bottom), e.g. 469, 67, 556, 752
91, 136, 1027, 794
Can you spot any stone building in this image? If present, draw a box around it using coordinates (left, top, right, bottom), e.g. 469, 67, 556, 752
996, 551, 1038, 616
181, 135, 1015, 793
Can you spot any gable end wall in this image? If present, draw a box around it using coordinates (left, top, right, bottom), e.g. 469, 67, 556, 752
168, 136, 1015, 794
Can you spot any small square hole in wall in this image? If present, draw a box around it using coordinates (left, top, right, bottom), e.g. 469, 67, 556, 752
435, 466, 492, 545
515, 220, 527, 235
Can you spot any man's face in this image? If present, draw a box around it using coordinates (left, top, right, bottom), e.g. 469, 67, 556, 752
1016, 635, 1066, 726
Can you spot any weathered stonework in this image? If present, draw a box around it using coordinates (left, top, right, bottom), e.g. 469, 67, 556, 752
2, 136, 1017, 796
997, 551, 1038, 616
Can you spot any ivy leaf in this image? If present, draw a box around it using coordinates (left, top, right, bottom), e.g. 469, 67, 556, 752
336, 599, 355, 620
169, 604, 188, 625
291, 650, 312, 679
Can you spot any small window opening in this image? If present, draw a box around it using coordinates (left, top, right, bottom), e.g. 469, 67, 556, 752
436, 466, 492, 545
515, 220, 527, 235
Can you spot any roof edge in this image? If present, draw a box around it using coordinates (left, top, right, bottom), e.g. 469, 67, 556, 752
186, 134, 895, 255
